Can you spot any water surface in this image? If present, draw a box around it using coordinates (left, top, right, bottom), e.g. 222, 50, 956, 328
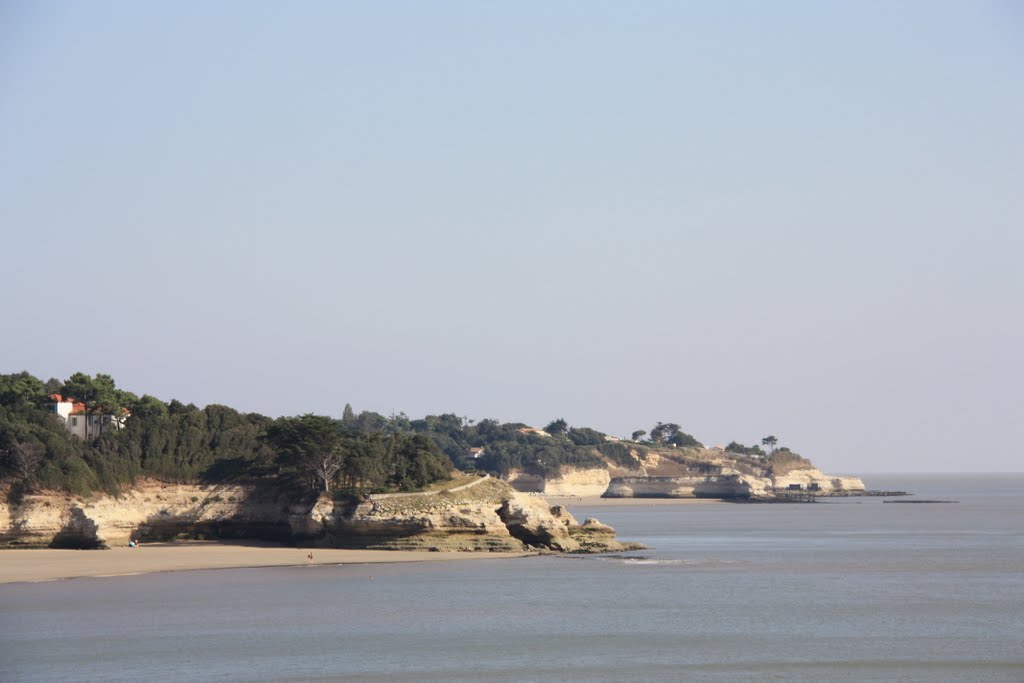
2, 474, 1021, 682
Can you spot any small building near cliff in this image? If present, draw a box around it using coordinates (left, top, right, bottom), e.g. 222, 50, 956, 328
48, 393, 128, 440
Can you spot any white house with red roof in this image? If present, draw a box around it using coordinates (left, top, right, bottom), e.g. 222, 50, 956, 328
48, 394, 128, 440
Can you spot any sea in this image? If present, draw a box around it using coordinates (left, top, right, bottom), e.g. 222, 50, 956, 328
1, 474, 1022, 683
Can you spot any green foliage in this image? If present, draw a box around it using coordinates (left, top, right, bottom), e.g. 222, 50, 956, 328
388, 433, 452, 490
1, 371, 758, 496
0, 371, 273, 495
596, 441, 639, 468
265, 415, 454, 493
567, 426, 606, 446
0, 372, 46, 407
650, 422, 703, 448
725, 441, 765, 457
764, 449, 813, 475
544, 418, 568, 436
266, 414, 345, 491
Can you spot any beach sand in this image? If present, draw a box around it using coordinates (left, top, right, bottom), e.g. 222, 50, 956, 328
0, 543, 531, 584
0, 497, 721, 584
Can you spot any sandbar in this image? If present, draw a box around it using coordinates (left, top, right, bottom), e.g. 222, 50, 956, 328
0, 542, 531, 584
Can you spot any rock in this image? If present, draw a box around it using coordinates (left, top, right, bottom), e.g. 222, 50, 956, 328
503, 467, 611, 497
770, 469, 866, 493
501, 449, 863, 501
0, 477, 638, 554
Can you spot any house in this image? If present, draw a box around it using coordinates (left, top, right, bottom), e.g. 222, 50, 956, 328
467, 447, 485, 459
48, 393, 128, 440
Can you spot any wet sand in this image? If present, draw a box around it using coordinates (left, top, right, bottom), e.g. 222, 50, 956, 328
0, 543, 532, 584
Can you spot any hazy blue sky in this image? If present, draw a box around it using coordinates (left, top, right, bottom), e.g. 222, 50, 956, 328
2, 2, 1021, 473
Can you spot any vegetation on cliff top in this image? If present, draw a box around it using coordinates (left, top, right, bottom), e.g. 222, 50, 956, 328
0, 371, 811, 496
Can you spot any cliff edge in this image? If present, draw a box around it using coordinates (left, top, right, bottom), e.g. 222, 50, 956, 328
0, 476, 641, 553
504, 447, 865, 499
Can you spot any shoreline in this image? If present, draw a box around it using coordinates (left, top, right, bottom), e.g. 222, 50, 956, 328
546, 495, 725, 507
0, 542, 533, 585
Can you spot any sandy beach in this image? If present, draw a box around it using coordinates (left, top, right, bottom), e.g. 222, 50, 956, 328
0, 543, 532, 584
0, 498, 719, 584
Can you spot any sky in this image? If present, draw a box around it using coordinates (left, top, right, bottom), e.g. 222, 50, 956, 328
1, 2, 1022, 474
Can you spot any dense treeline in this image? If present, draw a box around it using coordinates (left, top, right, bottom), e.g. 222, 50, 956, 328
0, 372, 278, 495
265, 414, 451, 493
0, 373, 451, 497
1, 370, 797, 497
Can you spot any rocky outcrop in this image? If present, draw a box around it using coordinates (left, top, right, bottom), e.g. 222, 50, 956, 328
502, 450, 864, 500
0, 482, 274, 548
0, 477, 640, 553
542, 468, 611, 497
504, 467, 611, 497
769, 469, 865, 493
605, 467, 865, 500
605, 475, 759, 499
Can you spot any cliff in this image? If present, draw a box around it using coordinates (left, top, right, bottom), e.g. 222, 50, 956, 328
504, 447, 864, 500
504, 467, 611, 497
0, 476, 640, 553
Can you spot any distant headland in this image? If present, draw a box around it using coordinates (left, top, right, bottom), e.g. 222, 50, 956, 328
1, 371, 864, 552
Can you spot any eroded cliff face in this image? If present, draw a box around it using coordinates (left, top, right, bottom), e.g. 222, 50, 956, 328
0, 477, 639, 553
0, 482, 274, 548
605, 458, 866, 499
769, 469, 865, 493
504, 467, 611, 497
505, 449, 865, 499
605, 475, 758, 499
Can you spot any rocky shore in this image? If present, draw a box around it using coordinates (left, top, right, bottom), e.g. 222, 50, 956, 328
0, 476, 641, 553
502, 448, 866, 500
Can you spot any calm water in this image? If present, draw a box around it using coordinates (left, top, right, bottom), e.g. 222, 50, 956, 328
1, 474, 1022, 682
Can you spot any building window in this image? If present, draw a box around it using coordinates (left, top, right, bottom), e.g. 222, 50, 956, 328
71, 417, 78, 426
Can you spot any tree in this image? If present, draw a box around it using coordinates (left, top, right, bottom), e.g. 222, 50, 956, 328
761, 435, 778, 453
726, 441, 764, 457
649, 422, 702, 448
567, 426, 606, 446
128, 394, 169, 419
265, 414, 346, 493
6, 441, 44, 481
341, 403, 356, 425
355, 411, 388, 433
630, 430, 647, 442
544, 418, 569, 436
0, 372, 45, 407
387, 433, 452, 490
650, 422, 680, 445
